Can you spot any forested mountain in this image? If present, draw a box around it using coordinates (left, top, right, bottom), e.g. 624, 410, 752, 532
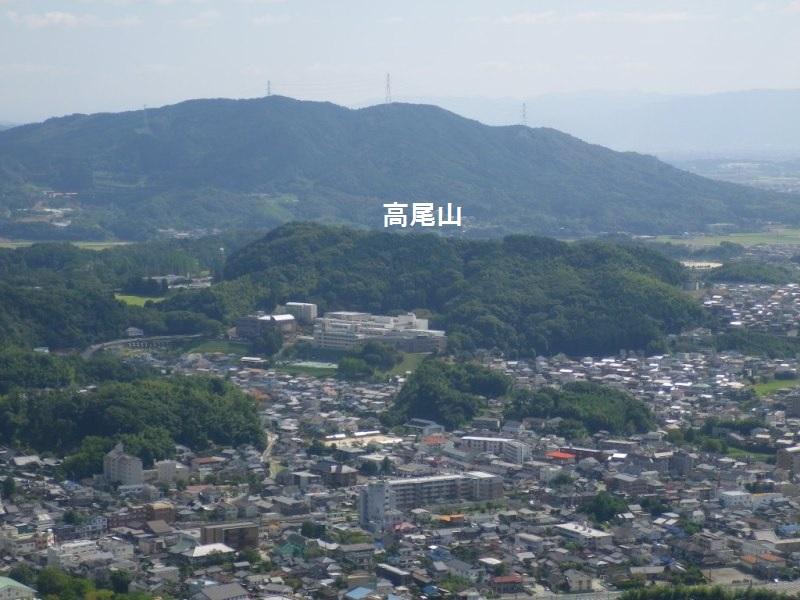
425, 89, 800, 159
167, 222, 703, 356
0, 96, 795, 239
0, 234, 255, 349
0, 223, 704, 355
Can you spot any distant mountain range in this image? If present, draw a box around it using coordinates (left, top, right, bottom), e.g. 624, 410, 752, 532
413, 89, 800, 160
0, 95, 797, 240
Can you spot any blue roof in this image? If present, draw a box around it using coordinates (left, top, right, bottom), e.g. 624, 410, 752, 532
345, 587, 375, 600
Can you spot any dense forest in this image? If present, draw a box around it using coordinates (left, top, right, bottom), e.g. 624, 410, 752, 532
192, 222, 703, 356
0, 348, 153, 394
0, 231, 257, 286
384, 359, 654, 434
383, 359, 511, 429
0, 224, 710, 355
704, 260, 797, 284
0, 376, 264, 478
338, 340, 404, 380
1, 96, 795, 239
0, 233, 258, 349
504, 381, 655, 436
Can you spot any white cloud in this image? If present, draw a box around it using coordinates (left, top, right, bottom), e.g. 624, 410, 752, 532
496, 11, 558, 25
251, 13, 290, 25
753, 1, 800, 14
180, 9, 219, 28
785, 0, 800, 13
6, 10, 140, 28
491, 9, 708, 27
574, 11, 701, 24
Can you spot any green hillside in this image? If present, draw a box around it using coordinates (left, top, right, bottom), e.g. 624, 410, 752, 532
167, 222, 704, 356
0, 96, 795, 239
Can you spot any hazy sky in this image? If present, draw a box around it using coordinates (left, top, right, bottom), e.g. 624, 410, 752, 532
2, 0, 800, 123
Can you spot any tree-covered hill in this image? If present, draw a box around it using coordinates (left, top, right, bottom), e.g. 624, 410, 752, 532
383, 359, 512, 429
180, 222, 703, 356
704, 260, 796, 284
382, 359, 652, 433
0, 234, 255, 349
0, 96, 796, 238
505, 381, 655, 436
0, 376, 264, 478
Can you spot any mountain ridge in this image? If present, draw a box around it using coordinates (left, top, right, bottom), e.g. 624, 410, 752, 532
0, 95, 797, 239
416, 89, 800, 159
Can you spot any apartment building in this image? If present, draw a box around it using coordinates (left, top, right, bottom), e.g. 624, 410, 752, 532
777, 446, 800, 473
103, 443, 143, 486
460, 436, 530, 464
359, 471, 502, 530
200, 522, 259, 550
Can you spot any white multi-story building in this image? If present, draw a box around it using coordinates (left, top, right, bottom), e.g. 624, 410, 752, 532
313, 311, 446, 352
48, 537, 135, 569
554, 522, 614, 548
719, 490, 752, 508
359, 471, 502, 530
103, 443, 143, 486
0, 525, 53, 556
285, 302, 318, 324
47, 540, 103, 568
461, 436, 530, 464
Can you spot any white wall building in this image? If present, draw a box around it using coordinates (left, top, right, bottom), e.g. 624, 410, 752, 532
103, 443, 143, 486
313, 311, 446, 352
461, 436, 530, 464
359, 471, 502, 531
285, 302, 318, 324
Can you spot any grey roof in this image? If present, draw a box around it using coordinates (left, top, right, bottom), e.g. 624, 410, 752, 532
196, 583, 249, 600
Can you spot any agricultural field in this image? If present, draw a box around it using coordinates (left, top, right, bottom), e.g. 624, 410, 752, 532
115, 294, 166, 307
654, 227, 800, 248
751, 378, 800, 397
275, 362, 339, 377
185, 340, 250, 355
384, 352, 427, 377
0, 239, 132, 250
